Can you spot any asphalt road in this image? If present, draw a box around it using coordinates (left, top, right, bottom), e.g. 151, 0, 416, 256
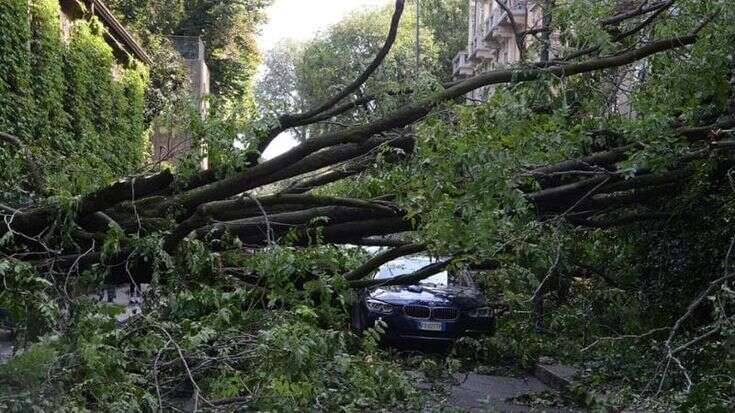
449, 372, 580, 412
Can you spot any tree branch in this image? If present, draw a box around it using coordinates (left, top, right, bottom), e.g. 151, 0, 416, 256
601, 1, 674, 26
281, 0, 405, 124
344, 243, 426, 281
176, 34, 700, 214
256, 0, 406, 153
349, 259, 452, 289
494, 0, 526, 62
5, 170, 174, 238
315, 216, 414, 245
279, 160, 370, 194
165, 195, 398, 252
192, 206, 402, 247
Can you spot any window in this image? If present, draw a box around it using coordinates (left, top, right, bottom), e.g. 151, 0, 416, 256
374, 256, 472, 287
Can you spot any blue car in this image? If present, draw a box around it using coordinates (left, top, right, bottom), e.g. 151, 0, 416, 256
351, 255, 495, 345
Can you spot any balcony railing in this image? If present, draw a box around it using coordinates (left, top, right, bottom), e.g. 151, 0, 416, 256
470, 36, 495, 62
496, 0, 527, 10
453, 51, 466, 66
452, 51, 474, 78
511, 0, 527, 10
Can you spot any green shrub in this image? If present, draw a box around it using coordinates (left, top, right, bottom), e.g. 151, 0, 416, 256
248, 315, 418, 411
0, 341, 57, 391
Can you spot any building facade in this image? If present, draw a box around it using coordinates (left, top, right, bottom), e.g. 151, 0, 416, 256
453, 0, 635, 114
150, 36, 211, 168
59, 0, 151, 67
170, 36, 211, 121
452, 0, 549, 100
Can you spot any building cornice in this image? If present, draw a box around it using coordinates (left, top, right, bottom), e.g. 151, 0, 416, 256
83, 0, 152, 65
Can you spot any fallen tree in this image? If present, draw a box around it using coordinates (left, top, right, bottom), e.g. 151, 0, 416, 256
0, 0, 727, 290
4, 1, 735, 411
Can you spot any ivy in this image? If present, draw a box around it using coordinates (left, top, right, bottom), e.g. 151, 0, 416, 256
0, 0, 32, 140
0, 0, 33, 200
0, 1, 150, 199
29, 0, 70, 151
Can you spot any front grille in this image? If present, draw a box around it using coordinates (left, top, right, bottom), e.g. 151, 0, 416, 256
403, 305, 430, 319
432, 307, 459, 320
403, 305, 459, 320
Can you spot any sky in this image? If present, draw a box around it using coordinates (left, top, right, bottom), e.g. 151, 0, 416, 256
257, 0, 392, 160
257, 0, 392, 53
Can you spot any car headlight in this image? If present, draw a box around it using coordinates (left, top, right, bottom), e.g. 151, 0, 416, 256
366, 299, 394, 315
468, 307, 491, 318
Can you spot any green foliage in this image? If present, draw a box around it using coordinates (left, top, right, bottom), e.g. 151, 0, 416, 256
0, 1, 150, 199
235, 244, 364, 325
106, 0, 271, 117
0, 1, 32, 140
0, 341, 57, 393
163, 98, 254, 177
255, 1, 445, 143
319, 2, 735, 410
0, 259, 59, 342
0, 0, 33, 200
0, 240, 417, 411
3, 1, 735, 412
29, 0, 70, 149
60, 18, 149, 193
415, 0, 468, 76
140, 35, 190, 123
250, 316, 417, 411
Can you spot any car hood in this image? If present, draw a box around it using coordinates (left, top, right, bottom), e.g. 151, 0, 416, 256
368, 284, 486, 309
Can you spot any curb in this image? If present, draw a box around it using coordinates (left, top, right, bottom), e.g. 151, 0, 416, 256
534, 361, 578, 391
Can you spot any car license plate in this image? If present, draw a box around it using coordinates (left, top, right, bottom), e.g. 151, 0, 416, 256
419, 321, 443, 331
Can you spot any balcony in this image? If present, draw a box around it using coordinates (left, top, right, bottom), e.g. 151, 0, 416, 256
505, 0, 528, 12
470, 36, 495, 62
452, 51, 474, 79
483, 16, 506, 48
492, 0, 527, 27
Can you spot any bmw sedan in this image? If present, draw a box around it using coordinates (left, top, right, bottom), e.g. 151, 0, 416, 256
351, 255, 495, 345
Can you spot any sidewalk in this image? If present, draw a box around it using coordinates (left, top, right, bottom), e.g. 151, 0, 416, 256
94, 284, 148, 323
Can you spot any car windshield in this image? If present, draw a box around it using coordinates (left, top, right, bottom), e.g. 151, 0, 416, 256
374, 256, 471, 287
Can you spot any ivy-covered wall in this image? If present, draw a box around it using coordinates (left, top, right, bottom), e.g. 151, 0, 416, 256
0, 0, 149, 199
